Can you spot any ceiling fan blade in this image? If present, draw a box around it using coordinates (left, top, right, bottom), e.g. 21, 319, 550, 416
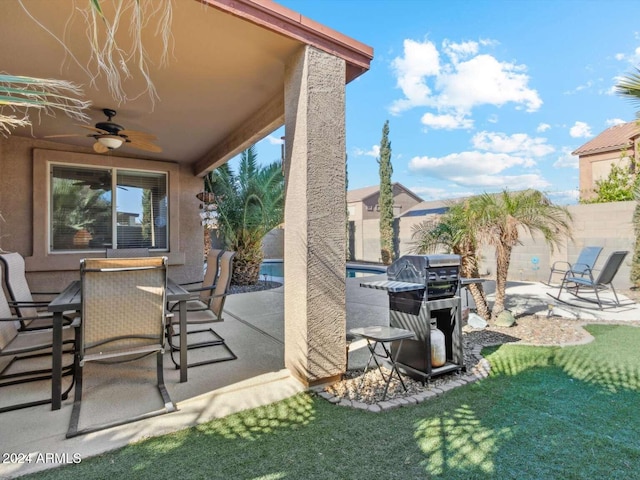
93, 141, 109, 153
79, 125, 111, 135
44, 133, 86, 138
119, 129, 158, 141
125, 140, 162, 153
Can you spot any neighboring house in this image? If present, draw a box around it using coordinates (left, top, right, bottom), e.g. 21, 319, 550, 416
573, 121, 640, 201
347, 183, 423, 262
347, 183, 423, 221
0, 0, 373, 387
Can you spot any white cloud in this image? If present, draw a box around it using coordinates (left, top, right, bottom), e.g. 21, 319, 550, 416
546, 189, 580, 205
472, 131, 554, 158
390, 39, 440, 114
537, 123, 551, 132
390, 38, 542, 119
409, 151, 524, 176
564, 80, 593, 95
569, 121, 593, 138
409, 186, 474, 201
553, 147, 579, 168
266, 134, 284, 145
421, 112, 473, 130
438, 54, 542, 112
353, 145, 380, 157
606, 118, 626, 126
487, 114, 499, 124
442, 40, 479, 64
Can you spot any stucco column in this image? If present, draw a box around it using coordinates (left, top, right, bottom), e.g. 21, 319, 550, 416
283, 46, 346, 385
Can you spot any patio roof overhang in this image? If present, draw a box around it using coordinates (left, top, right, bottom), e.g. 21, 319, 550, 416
0, 0, 372, 175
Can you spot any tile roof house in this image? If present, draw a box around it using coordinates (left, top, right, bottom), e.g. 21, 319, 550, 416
347, 183, 423, 221
573, 121, 640, 201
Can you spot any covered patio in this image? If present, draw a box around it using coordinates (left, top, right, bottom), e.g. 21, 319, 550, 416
0, 1, 372, 396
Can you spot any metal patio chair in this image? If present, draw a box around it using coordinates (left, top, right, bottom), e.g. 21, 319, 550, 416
67, 257, 176, 438
173, 249, 224, 313
167, 250, 237, 368
0, 268, 78, 413
0, 252, 75, 331
549, 250, 629, 310
547, 246, 602, 285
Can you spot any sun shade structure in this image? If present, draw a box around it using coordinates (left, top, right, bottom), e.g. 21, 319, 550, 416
0, 0, 373, 387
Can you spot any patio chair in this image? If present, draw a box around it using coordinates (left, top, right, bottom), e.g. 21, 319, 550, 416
547, 246, 602, 285
0, 252, 75, 331
167, 250, 237, 369
67, 257, 176, 438
549, 250, 629, 310
105, 248, 150, 258
0, 268, 78, 413
173, 249, 224, 313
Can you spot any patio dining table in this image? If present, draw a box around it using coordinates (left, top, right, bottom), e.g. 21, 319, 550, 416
47, 278, 190, 410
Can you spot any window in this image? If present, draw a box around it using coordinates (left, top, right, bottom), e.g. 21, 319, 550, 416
50, 165, 168, 251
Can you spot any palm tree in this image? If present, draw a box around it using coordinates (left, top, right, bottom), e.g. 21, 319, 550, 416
207, 146, 284, 285
0, 74, 90, 135
410, 200, 491, 320
472, 189, 572, 320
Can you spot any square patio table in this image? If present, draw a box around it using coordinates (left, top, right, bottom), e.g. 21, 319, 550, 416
48, 278, 190, 410
349, 325, 416, 401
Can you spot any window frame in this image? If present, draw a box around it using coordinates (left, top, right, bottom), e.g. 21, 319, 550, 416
49, 164, 169, 252
32, 149, 182, 270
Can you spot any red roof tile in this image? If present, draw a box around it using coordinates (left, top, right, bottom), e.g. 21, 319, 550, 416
572, 121, 640, 156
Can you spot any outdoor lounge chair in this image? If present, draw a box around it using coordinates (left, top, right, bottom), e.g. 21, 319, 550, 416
66, 257, 176, 438
167, 250, 237, 368
0, 252, 75, 331
0, 268, 78, 413
547, 246, 602, 285
549, 250, 629, 310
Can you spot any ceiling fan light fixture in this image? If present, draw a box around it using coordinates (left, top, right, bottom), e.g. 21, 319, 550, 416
97, 135, 124, 150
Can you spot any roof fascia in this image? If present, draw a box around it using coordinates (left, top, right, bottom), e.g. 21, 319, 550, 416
199, 0, 373, 83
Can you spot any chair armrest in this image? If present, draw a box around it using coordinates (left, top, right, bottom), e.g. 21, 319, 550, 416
550, 261, 571, 271
179, 280, 204, 287
9, 300, 50, 308
184, 283, 217, 293
31, 291, 61, 296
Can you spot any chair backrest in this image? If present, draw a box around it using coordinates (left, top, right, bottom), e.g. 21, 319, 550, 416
0, 252, 37, 318
200, 249, 223, 304
80, 257, 167, 360
105, 248, 150, 258
594, 251, 628, 285
211, 251, 236, 318
573, 246, 603, 274
0, 268, 19, 352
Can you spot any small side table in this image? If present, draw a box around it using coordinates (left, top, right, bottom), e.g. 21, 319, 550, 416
349, 326, 416, 400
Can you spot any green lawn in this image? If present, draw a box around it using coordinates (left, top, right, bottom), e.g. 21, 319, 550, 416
26, 324, 640, 480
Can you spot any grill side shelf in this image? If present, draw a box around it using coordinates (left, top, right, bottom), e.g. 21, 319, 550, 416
359, 280, 426, 293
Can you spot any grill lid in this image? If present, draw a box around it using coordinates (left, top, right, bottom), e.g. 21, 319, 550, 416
387, 254, 461, 283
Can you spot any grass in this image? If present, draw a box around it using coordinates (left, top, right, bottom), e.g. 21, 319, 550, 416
25, 324, 640, 480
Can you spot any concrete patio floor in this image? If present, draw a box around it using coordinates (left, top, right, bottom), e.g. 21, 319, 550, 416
1, 274, 639, 478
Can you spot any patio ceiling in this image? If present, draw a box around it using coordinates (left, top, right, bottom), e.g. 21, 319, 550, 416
1, 0, 372, 176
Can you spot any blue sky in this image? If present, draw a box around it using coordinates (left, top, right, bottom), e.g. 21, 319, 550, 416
239, 0, 640, 205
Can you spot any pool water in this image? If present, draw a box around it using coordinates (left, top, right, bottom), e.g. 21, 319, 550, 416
259, 261, 385, 278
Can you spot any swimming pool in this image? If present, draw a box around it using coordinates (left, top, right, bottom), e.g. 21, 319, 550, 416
259, 260, 386, 278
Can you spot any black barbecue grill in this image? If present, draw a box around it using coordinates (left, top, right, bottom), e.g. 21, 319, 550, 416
360, 254, 465, 382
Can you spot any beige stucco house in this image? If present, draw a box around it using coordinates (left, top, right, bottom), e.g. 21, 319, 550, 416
0, 0, 372, 386
573, 121, 639, 201
347, 182, 423, 221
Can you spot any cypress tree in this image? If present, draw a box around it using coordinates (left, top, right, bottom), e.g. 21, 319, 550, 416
378, 120, 394, 265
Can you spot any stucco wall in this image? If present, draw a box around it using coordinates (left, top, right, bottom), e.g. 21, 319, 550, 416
348, 201, 636, 290
0, 135, 204, 290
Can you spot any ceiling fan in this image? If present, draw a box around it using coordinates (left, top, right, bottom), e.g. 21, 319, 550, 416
46, 108, 162, 154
